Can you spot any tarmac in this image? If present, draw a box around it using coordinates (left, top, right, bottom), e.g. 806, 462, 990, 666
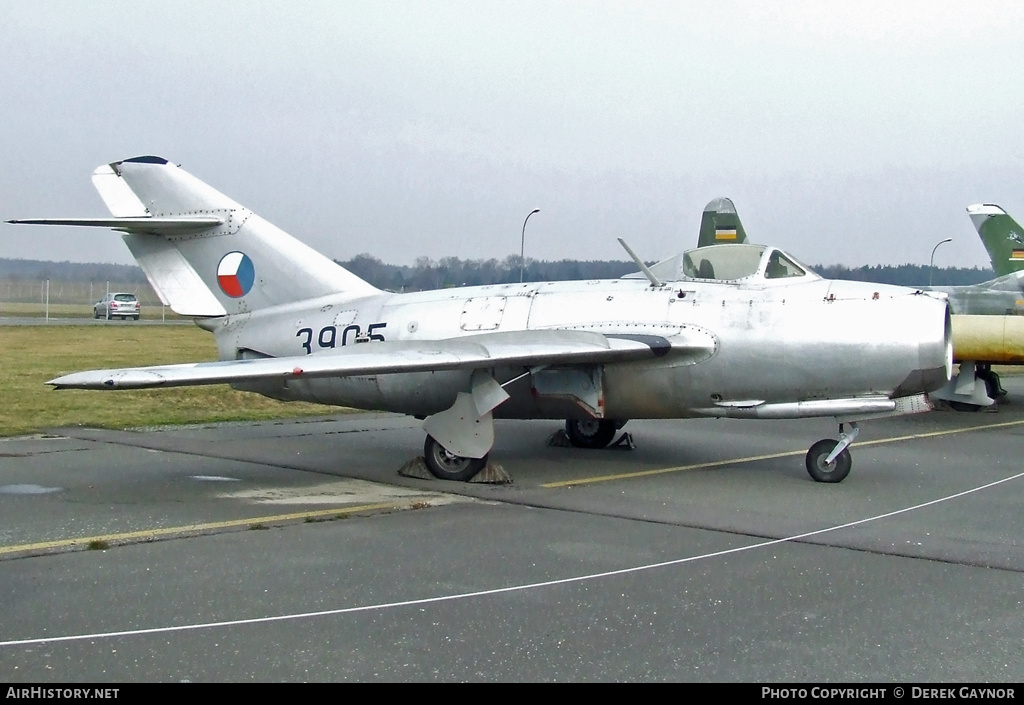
1, 379, 1022, 681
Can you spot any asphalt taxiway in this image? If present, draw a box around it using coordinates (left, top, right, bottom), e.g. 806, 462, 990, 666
1, 381, 1022, 681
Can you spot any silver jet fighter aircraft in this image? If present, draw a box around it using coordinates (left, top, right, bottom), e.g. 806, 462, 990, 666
9, 156, 952, 483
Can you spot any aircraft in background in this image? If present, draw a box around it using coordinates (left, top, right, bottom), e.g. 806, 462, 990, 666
696, 197, 749, 247
9, 157, 950, 483
970, 204, 1024, 278
915, 204, 1024, 410
694, 198, 1024, 412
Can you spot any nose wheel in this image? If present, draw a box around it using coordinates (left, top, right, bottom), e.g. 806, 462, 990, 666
805, 422, 858, 483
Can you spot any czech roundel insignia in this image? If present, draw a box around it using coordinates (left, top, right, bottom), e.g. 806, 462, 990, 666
217, 252, 255, 298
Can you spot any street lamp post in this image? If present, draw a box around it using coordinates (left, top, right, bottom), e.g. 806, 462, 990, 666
520, 208, 540, 283
929, 237, 952, 286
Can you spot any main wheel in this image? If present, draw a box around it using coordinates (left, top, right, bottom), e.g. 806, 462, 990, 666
805, 439, 852, 483
423, 435, 487, 482
564, 419, 619, 449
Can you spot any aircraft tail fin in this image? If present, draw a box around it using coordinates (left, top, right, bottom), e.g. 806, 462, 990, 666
10, 156, 380, 316
697, 197, 748, 247
967, 203, 1024, 278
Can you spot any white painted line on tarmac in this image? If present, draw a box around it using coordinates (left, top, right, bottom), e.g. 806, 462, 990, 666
2, 468, 1021, 648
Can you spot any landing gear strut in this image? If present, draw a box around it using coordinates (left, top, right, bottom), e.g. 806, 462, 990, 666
805, 422, 859, 483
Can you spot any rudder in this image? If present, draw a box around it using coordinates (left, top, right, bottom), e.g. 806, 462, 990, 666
697, 197, 748, 247
967, 203, 1024, 278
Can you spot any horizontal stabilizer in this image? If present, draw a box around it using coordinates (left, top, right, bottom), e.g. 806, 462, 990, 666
6, 217, 223, 235
48, 329, 712, 390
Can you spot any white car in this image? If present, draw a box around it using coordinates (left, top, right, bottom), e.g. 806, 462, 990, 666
93, 293, 140, 320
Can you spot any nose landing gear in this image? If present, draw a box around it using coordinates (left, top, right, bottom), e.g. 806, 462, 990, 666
805, 422, 859, 483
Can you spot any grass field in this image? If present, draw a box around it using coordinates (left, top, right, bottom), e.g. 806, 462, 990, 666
0, 325, 340, 437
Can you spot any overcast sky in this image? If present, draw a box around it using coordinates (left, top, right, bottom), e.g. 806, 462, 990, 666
2, 1, 1023, 270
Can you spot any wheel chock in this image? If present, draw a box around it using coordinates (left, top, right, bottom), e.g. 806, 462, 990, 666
610, 432, 636, 450
469, 460, 513, 484
547, 429, 573, 447
398, 456, 513, 484
398, 456, 434, 479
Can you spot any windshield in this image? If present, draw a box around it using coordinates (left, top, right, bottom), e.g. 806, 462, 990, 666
681, 244, 812, 282
683, 244, 766, 280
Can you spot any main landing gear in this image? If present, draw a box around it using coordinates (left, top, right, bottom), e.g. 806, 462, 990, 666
417, 370, 509, 482
932, 362, 1005, 412
564, 419, 618, 449
423, 434, 488, 482
418, 368, 626, 482
947, 364, 1005, 412
419, 417, 631, 482
563, 419, 632, 449
421, 419, 629, 481
805, 422, 859, 483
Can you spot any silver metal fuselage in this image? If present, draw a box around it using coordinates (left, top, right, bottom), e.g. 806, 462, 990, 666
209, 270, 952, 422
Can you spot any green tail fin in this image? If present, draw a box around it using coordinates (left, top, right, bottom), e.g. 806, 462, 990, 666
697, 197, 748, 247
968, 204, 1024, 277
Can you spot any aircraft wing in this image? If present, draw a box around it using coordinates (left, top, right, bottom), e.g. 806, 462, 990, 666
49, 329, 712, 390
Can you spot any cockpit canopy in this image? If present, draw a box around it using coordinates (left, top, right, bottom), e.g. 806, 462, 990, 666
681, 244, 817, 282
